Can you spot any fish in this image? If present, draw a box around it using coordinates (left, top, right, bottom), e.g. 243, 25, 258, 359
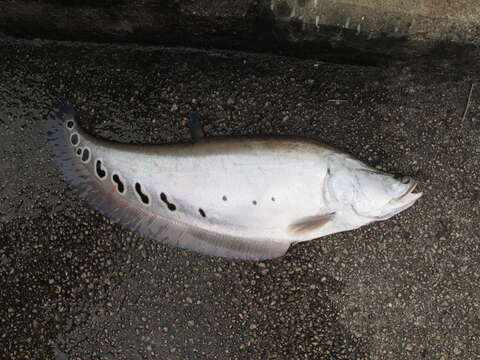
47, 100, 422, 260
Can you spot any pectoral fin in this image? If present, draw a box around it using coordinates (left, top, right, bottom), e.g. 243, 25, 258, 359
289, 212, 335, 235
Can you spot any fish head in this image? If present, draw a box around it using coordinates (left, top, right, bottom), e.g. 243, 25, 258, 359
327, 155, 422, 222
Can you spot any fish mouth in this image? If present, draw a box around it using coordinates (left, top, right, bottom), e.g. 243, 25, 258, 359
374, 179, 423, 221
374, 197, 420, 221
394, 179, 418, 202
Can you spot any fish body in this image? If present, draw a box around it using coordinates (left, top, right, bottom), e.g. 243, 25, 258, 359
47, 101, 421, 260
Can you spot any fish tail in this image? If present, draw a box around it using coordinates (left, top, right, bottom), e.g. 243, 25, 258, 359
47, 99, 76, 142
46, 100, 87, 188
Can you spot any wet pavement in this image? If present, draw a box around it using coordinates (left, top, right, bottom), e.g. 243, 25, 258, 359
0, 37, 479, 359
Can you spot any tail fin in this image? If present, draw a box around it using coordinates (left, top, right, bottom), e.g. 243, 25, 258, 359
46, 100, 88, 191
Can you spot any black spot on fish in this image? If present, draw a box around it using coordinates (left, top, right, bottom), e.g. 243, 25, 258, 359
199, 208, 206, 217
112, 174, 125, 194
160, 192, 176, 211
66, 120, 74, 129
70, 133, 79, 146
160, 192, 168, 203
252, 200, 257, 205
81, 148, 90, 162
77, 148, 82, 156
222, 195, 227, 201
271, 197, 276, 202
95, 160, 106, 179
135, 183, 149, 205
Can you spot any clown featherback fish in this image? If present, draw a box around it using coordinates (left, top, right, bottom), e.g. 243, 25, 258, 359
47, 101, 422, 260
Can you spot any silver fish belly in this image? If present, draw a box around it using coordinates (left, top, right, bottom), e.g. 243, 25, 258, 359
47, 101, 422, 260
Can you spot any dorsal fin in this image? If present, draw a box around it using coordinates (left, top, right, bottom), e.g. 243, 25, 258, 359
187, 112, 204, 141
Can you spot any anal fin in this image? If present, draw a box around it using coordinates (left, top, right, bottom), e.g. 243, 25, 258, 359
48, 101, 289, 261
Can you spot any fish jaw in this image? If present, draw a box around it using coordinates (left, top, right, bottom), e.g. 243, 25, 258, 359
373, 191, 423, 221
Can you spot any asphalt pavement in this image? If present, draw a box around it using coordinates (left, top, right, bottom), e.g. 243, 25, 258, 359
0, 37, 479, 359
